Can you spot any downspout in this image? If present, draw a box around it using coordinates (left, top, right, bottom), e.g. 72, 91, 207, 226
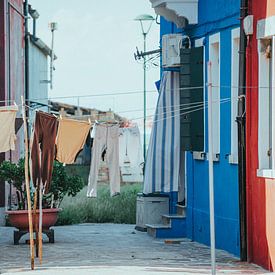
237, 0, 248, 262
24, 0, 29, 105
33, 18, 36, 38
7, 1, 12, 208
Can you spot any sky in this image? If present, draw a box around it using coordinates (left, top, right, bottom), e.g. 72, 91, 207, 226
30, 0, 160, 127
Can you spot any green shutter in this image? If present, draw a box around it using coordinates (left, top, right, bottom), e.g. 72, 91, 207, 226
180, 46, 204, 151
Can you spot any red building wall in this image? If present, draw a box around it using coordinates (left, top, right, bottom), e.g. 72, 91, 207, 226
0, 0, 24, 208
246, 0, 275, 271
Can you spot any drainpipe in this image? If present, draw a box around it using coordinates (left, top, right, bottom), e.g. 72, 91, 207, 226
237, 0, 248, 262
33, 17, 36, 38
24, 0, 29, 105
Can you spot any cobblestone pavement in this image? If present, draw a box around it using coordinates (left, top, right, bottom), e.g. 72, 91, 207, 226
0, 224, 271, 274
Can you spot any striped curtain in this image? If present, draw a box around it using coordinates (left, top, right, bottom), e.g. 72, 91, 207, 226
143, 71, 180, 194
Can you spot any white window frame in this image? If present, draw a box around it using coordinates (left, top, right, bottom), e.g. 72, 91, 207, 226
257, 33, 275, 178
193, 37, 206, 160
209, 33, 220, 160
229, 28, 240, 164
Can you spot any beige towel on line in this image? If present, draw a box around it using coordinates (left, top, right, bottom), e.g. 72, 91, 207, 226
55, 118, 91, 164
0, 105, 18, 153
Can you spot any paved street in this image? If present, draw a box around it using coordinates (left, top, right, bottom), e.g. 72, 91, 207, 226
0, 224, 271, 274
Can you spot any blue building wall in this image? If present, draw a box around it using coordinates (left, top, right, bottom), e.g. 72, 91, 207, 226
159, 0, 240, 256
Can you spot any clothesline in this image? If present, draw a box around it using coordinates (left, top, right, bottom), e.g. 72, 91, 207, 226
4, 95, 239, 126
120, 94, 242, 115
131, 98, 232, 123
52, 96, 232, 122
127, 95, 236, 122
67, 97, 230, 117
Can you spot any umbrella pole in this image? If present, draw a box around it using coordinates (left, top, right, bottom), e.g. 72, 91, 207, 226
21, 96, 35, 269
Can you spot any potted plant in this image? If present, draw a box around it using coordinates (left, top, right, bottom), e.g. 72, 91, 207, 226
0, 159, 84, 241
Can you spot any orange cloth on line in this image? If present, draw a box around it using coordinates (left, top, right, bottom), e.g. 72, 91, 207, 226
0, 105, 18, 153
56, 118, 91, 164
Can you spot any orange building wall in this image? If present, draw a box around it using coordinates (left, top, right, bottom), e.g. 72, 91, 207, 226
266, 0, 275, 17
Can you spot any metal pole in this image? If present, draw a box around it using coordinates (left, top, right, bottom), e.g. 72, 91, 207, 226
77, 97, 80, 115
207, 62, 216, 275
143, 33, 147, 162
50, 29, 54, 90
24, 0, 29, 106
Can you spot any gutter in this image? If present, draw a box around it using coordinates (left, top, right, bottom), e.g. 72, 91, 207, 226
237, 0, 248, 262
30, 35, 57, 59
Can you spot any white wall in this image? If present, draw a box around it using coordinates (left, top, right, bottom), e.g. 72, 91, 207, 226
209, 33, 220, 156
29, 41, 49, 124
258, 41, 271, 171
230, 28, 240, 164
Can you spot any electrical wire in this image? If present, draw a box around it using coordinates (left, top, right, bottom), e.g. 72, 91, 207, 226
0, 83, 270, 105
0, 85, 206, 104
0, 83, 273, 105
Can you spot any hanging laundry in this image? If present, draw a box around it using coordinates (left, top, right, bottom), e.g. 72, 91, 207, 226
55, 118, 91, 164
119, 126, 143, 183
87, 123, 120, 197
30, 111, 58, 194
0, 105, 18, 153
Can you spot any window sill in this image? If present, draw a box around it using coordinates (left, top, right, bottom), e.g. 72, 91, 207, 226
193, 151, 206, 160
206, 153, 220, 162
257, 169, 275, 179
192, 152, 220, 162
228, 154, 238, 165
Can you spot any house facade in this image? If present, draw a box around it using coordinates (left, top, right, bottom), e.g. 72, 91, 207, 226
246, 0, 275, 270
0, 0, 25, 225
145, 0, 242, 257
0, 1, 54, 224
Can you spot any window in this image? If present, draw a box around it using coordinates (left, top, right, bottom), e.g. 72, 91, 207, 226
230, 28, 240, 164
193, 38, 206, 160
209, 33, 220, 160
257, 36, 275, 178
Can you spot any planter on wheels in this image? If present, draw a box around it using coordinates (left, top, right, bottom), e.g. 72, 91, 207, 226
6, 208, 61, 245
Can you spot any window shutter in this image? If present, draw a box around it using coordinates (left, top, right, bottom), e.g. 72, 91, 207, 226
180, 46, 204, 151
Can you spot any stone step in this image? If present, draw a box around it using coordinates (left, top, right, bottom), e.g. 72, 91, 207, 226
146, 221, 186, 239
162, 214, 186, 225
146, 224, 171, 238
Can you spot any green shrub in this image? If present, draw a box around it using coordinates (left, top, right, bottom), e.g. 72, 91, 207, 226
57, 183, 142, 225
0, 159, 84, 210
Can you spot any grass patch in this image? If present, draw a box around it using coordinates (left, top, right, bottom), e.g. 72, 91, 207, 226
57, 183, 142, 225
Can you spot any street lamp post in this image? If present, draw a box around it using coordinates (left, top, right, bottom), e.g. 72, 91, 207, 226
134, 14, 154, 163
49, 22, 58, 90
